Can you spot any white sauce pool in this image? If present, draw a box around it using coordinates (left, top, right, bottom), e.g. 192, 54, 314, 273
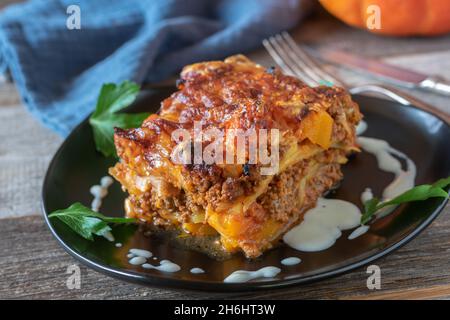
129, 248, 153, 258
90, 175, 114, 212
190, 267, 205, 274
89, 174, 115, 245
348, 225, 370, 240
128, 256, 146, 265
103, 231, 115, 242
356, 120, 368, 135
127, 248, 153, 266
283, 198, 361, 252
281, 257, 301, 266
361, 187, 373, 204
142, 260, 181, 273
224, 266, 281, 283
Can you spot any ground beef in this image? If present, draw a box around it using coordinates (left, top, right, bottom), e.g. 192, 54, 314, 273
259, 149, 344, 223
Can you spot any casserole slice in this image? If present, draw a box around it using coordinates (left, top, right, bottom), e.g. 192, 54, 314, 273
110, 55, 362, 258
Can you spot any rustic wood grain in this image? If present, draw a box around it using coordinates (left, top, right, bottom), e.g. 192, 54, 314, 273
0, 83, 62, 218
0, 209, 448, 300
346, 285, 450, 300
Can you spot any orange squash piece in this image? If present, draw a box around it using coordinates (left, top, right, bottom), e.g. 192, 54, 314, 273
300, 110, 333, 149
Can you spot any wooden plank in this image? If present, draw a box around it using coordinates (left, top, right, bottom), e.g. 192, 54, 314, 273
345, 285, 450, 300
0, 209, 448, 299
0, 84, 62, 219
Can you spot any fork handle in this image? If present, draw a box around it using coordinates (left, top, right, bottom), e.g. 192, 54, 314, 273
350, 84, 450, 123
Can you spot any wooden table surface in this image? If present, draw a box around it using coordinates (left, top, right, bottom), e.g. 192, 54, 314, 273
0, 8, 449, 300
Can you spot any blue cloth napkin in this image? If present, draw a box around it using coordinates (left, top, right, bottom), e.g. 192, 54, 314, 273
0, 0, 309, 136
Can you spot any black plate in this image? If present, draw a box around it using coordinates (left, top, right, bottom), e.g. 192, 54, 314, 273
42, 88, 450, 291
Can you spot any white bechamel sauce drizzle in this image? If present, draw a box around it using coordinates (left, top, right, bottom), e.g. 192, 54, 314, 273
142, 260, 181, 273
281, 121, 417, 248
129, 248, 153, 258
281, 131, 417, 249
348, 225, 370, 240
281, 257, 301, 266
190, 267, 205, 274
103, 231, 115, 242
347, 128, 418, 241
283, 198, 361, 252
90, 176, 114, 212
93, 177, 114, 242
128, 256, 147, 265
115, 242, 122, 248
224, 266, 281, 283
357, 137, 416, 201
356, 120, 368, 135
361, 187, 373, 204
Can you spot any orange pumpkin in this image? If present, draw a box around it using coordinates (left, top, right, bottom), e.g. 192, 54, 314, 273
319, 0, 450, 36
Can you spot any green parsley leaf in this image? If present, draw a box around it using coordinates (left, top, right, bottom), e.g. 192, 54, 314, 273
433, 176, 450, 189
361, 177, 450, 225
89, 81, 149, 157
48, 202, 136, 241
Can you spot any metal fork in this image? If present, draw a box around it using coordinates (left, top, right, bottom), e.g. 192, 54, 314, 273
263, 32, 449, 122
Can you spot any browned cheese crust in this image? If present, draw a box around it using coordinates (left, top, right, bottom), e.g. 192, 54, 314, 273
110, 55, 362, 258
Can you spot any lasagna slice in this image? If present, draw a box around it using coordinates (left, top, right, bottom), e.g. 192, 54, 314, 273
110, 55, 362, 258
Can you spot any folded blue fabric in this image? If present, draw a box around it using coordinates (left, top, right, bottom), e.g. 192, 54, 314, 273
0, 0, 309, 136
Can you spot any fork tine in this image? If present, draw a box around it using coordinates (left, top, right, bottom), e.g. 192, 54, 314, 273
262, 39, 296, 77
270, 36, 317, 86
264, 36, 317, 86
264, 32, 346, 88
272, 34, 323, 86
280, 32, 345, 87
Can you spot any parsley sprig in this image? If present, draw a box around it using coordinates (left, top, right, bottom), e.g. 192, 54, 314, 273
89, 81, 149, 157
361, 177, 450, 225
53, 81, 146, 240
48, 202, 136, 241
